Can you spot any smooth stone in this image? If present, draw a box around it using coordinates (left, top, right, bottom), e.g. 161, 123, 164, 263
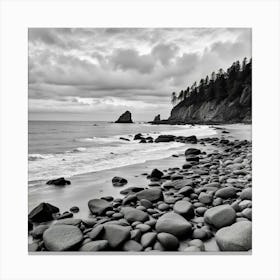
215, 221, 252, 251
79, 240, 108, 251
141, 232, 157, 248
31, 225, 49, 239
158, 203, 169, 211
240, 188, 252, 200
215, 186, 237, 199
135, 223, 151, 233
188, 239, 205, 251
103, 224, 130, 248
192, 228, 208, 240
120, 187, 144, 195
239, 200, 252, 210
185, 148, 201, 156
122, 240, 143, 251
184, 246, 201, 252
140, 199, 153, 209
112, 212, 124, 219
198, 192, 212, 204
153, 241, 165, 251
173, 200, 194, 219
122, 194, 137, 205
212, 197, 223, 206
69, 206, 79, 213
242, 208, 252, 220
112, 176, 128, 187
136, 188, 163, 202
145, 218, 157, 227
121, 207, 148, 223
54, 218, 81, 226
88, 225, 104, 240
155, 212, 192, 237
204, 205, 236, 229
150, 168, 163, 179
130, 229, 142, 242
88, 199, 113, 215
177, 186, 193, 196
57, 212, 73, 220
195, 207, 207, 216
28, 242, 39, 252
43, 225, 83, 251
157, 232, 179, 251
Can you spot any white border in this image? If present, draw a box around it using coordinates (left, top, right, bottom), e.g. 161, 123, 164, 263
1, 0, 280, 279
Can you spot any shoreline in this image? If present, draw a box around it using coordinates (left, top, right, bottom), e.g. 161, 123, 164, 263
28, 124, 252, 252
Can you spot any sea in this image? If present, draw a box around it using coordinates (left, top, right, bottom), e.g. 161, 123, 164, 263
28, 121, 217, 185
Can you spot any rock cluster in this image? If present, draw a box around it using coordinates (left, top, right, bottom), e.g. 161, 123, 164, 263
28, 133, 252, 252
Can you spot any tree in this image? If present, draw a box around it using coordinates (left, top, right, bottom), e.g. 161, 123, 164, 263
205, 75, 209, 85
171, 92, 177, 105
178, 90, 184, 101
242, 57, 247, 71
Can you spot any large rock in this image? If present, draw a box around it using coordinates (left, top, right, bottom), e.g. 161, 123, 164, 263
136, 188, 163, 202
216, 221, 252, 251
79, 240, 108, 251
173, 200, 194, 219
115, 111, 133, 123
155, 212, 192, 237
152, 114, 161, 123
215, 186, 237, 199
112, 176, 128, 187
185, 148, 201, 156
103, 224, 130, 248
120, 186, 144, 195
31, 225, 49, 239
43, 225, 83, 251
155, 135, 176, 143
121, 207, 148, 223
28, 202, 59, 223
204, 205, 236, 229
88, 199, 113, 215
46, 177, 71, 186
157, 232, 179, 250
240, 188, 252, 200
150, 168, 163, 179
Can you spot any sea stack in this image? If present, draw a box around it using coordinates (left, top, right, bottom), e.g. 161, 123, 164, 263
115, 111, 133, 123
153, 114, 161, 123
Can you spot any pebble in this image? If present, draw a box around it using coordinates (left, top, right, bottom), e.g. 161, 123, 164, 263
157, 232, 179, 250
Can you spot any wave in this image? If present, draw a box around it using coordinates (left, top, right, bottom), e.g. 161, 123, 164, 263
71, 147, 87, 153
28, 154, 54, 161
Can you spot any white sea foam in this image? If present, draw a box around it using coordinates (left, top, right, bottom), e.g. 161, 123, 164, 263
28, 124, 217, 182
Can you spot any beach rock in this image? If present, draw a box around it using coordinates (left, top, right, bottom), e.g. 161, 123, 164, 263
115, 110, 133, 123
150, 168, 163, 179
88, 225, 104, 240
28, 220, 33, 231
88, 199, 113, 215
28, 202, 59, 223
240, 188, 252, 200
112, 176, 128, 187
184, 135, 198, 144
215, 221, 252, 251
122, 240, 143, 251
54, 218, 81, 226
185, 148, 201, 156
153, 241, 165, 251
153, 114, 161, 123
215, 186, 237, 199
31, 225, 49, 239
57, 212, 73, 220
155, 135, 176, 143
43, 225, 83, 251
184, 246, 201, 252
130, 229, 142, 241
135, 223, 151, 233
122, 194, 137, 205
204, 205, 236, 229
178, 186, 193, 196
188, 239, 205, 251
134, 133, 143, 140
121, 207, 148, 223
136, 188, 163, 202
120, 187, 144, 195
140, 199, 153, 209
46, 177, 71, 186
158, 203, 169, 211
79, 240, 108, 251
28, 242, 39, 252
120, 137, 130, 141
155, 212, 192, 237
103, 224, 130, 248
173, 200, 194, 219
157, 232, 179, 250
139, 139, 146, 143
141, 232, 157, 248
192, 228, 208, 240
69, 206, 79, 213
198, 192, 212, 204
242, 208, 252, 220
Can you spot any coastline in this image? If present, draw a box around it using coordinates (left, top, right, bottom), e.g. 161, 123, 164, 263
28, 123, 252, 252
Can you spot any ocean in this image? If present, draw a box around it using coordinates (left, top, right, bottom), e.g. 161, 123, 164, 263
28, 121, 217, 184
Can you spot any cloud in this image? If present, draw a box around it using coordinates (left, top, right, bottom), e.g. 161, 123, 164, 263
28, 28, 252, 121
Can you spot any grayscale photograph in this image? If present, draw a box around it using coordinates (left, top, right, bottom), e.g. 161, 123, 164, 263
28, 28, 252, 253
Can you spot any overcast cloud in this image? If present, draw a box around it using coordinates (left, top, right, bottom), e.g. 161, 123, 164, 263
28, 28, 251, 121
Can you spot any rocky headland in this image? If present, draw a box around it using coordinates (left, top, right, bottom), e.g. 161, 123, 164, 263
115, 111, 133, 123
28, 128, 252, 253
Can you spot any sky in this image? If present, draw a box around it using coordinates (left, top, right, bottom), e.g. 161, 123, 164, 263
28, 28, 251, 121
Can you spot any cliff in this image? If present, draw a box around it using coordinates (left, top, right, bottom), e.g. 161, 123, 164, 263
168, 85, 251, 124
167, 59, 252, 124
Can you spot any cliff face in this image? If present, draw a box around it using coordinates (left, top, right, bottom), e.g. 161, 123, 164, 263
169, 85, 251, 124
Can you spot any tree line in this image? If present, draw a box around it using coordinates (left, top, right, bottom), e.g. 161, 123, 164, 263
171, 57, 252, 107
